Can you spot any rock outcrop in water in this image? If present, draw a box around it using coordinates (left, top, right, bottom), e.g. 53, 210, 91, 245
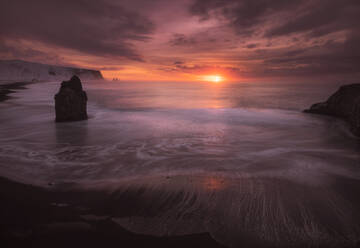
55, 75, 88, 122
304, 84, 360, 136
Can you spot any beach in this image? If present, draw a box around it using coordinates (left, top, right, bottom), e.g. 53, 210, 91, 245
1, 80, 360, 247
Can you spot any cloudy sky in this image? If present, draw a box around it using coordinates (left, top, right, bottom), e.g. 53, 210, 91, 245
1, 0, 359, 82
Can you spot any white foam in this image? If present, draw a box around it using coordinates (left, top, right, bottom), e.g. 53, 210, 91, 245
0, 81, 358, 187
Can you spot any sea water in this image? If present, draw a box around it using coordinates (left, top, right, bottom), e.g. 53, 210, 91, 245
0, 80, 359, 247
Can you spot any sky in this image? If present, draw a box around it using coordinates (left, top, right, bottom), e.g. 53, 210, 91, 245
0, 0, 360, 82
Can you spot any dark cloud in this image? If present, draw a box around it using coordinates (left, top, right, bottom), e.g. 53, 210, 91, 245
159, 61, 243, 77
266, 0, 360, 38
174, 61, 185, 65
174, 63, 205, 71
190, 0, 360, 38
169, 34, 197, 46
99, 66, 124, 71
0, 39, 64, 65
0, 0, 155, 61
168, 32, 220, 48
167, 31, 229, 53
189, 0, 360, 78
237, 33, 360, 78
246, 43, 258, 49
190, 0, 303, 36
1, 0, 359, 80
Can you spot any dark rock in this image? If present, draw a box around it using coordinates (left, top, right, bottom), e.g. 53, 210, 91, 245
304, 84, 360, 136
55, 75, 88, 122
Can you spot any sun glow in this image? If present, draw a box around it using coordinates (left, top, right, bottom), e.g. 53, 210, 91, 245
203, 75, 224, 83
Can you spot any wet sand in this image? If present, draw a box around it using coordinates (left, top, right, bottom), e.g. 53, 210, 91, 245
0, 82, 33, 102
1, 80, 360, 247
0, 176, 226, 248
78, 174, 360, 248
0, 82, 225, 247
2, 173, 360, 248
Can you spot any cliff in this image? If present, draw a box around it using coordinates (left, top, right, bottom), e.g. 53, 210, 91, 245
0, 60, 103, 82
304, 84, 360, 137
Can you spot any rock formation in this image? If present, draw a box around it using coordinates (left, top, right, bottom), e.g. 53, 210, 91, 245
304, 84, 360, 136
55, 75, 88, 122
0, 60, 103, 81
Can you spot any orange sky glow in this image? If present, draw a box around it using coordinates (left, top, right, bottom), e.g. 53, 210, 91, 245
1, 0, 359, 83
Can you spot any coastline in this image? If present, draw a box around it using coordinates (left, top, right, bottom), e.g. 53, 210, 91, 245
2, 173, 360, 248
0, 176, 226, 248
0, 81, 225, 247
0, 82, 33, 102
1, 80, 360, 247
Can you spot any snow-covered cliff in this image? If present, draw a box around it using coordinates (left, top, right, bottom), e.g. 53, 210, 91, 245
0, 60, 103, 82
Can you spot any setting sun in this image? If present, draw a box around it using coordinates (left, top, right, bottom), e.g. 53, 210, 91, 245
202, 75, 224, 83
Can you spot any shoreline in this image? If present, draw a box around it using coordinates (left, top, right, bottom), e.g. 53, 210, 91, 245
0, 176, 226, 248
1, 80, 360, 247
0, 82, 33, 102
2, 172, 360, 247
0, 81, 224, 247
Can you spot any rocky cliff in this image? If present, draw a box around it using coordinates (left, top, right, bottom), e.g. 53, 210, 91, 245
304, 84, 360, 137
0, 60, 103, 82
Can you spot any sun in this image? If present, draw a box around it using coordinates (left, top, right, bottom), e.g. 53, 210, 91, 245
213, 75, 222, 82
203, 75, 224, 83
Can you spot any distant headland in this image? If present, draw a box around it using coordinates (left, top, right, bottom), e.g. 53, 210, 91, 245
0, 60, 103, 82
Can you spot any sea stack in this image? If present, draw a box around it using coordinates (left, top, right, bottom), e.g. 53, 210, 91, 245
304, 84, 360, 137
55, 75, 88, 122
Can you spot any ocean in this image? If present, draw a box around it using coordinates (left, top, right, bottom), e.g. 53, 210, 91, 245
1, 80, 359, 247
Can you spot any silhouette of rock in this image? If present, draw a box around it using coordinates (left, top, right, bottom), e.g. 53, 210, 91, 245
55, 75, 88, 122
304, 84, 360, 136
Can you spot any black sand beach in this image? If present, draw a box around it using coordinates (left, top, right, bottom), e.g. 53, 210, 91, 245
2, 173, 360, 248
0, 176, 226, 248
2, 0, 360, 246
0, 82, 33, 102
1, 80, 360, 248
0, 83, 226, 248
